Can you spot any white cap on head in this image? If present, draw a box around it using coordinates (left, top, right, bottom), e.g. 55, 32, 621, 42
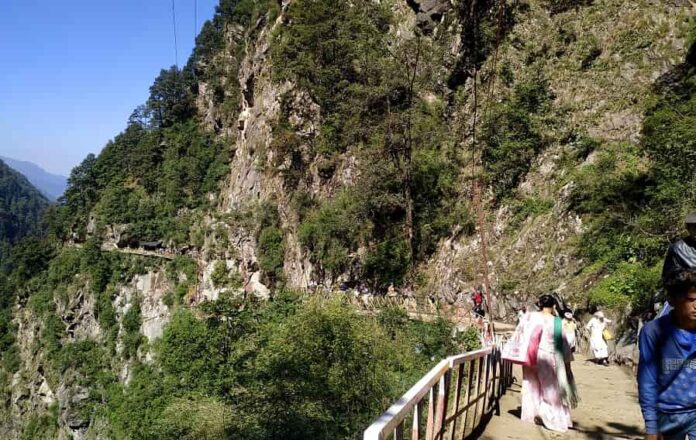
594, 311, 605, 319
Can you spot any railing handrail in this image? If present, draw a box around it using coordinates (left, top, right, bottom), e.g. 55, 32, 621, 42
363, 359, 451, 440
363, 343, 513, 440
448, 346, 493, 367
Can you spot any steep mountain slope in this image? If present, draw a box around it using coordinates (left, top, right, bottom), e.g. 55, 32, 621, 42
0, 159, 48, 245
0, 156, 68, 201
425, 0, 696, 315
0, 0, 694, 438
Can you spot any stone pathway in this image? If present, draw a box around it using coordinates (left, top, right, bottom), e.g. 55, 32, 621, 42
479, 355, 644, 440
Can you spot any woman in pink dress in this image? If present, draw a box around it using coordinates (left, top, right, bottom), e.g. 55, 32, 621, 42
520, 295, 579, 433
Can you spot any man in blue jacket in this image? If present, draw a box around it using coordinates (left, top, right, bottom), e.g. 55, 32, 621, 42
657, 212, 696, 319
639, 270, 696, 439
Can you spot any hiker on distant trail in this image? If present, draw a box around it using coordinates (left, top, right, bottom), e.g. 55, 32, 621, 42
586, 311, 611, 366
472, 288, 485, 317
517, 305, 527, 323
562, 309, 578, 353
638, 270, 696, 440
658, 212, 696, 319
519, 294, 578, 433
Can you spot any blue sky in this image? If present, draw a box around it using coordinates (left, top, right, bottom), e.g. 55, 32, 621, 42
0, 0, 219, 176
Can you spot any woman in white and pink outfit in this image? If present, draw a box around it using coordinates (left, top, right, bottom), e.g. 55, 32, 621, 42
520, 295, 578, 433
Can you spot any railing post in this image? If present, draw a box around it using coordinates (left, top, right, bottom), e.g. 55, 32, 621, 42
395, 421, 404, 440
461, 359, 475, 439
433, 368, 451, 439
412, 401, 421, 440
492, 348, 500, 402
471, 358, 483, 430
448, 364, 464, 440
482, 352, 492, 415
426, 387, 435, 440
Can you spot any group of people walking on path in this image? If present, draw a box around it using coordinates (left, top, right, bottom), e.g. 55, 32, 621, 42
503, 212, 696, 439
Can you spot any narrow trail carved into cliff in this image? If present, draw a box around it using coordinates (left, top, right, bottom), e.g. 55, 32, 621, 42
479, 355, 643, 440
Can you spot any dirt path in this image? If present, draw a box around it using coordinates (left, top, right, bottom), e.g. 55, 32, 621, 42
480, 355, 644, 440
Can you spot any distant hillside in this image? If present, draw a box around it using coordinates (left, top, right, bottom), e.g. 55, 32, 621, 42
0, 159, 48, 244
0, 156, 67, 201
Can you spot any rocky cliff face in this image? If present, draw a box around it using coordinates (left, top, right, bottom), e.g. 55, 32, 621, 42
423, 0, 691, 317
5, 269, 172, 439
2, 0, 694, 437
194, 0, 692, 314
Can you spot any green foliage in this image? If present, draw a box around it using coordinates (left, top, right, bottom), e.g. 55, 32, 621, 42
377, 306, 410, 338
407, 317, 458, 360
254, 298, 395, 438
257, 227, 285, 283
544, 0, 592, 15
102, 293, 459, 439
210, 260, 241, 289
63, 119, 228, 245
269, 0, 470, 288
364, 239, 411, 288
510, 197, 555, 225
481, 70, 553, 199
20, 403, 59, 440
105, 364, 170, 439
165, 256, 198, 305
298, 191, 360, 276
0, 237, 57, 370
251, 203, 285, 284
123, 299, 145, 359
457, 326, 483, 352
449, 0, 515, 89
217, 0, 279, 28
588, 262, 661, 309
411, 144, 467, 259
96, 285, 118, 344
0, 159, 48, 246
272, 0, 391, 152
157, 310, 225, 393
157, 396, 234, 440
146, 67, 196, 128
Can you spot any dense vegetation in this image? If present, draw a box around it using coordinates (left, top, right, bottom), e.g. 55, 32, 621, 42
1, 240, 470, 439
102, 294, 470, 440
480, 68, 554, 199
270, 0, 475, 288
60, 80, 228, 247
0, 160, 48, 248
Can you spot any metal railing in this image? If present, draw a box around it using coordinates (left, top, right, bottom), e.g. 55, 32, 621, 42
363, 345, 514, 440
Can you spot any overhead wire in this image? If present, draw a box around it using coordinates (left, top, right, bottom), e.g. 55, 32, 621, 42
171, 0, 179, 68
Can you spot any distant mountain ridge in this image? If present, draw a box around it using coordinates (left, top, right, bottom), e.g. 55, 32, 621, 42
0, 156, 67, 201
